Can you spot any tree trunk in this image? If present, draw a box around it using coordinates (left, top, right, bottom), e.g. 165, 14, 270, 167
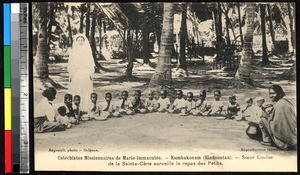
79, 4, 85, 33
90, 14, 101, 69
217, 3, 223, 47
235, 3, 255, 86
142, 28, 151, 64
35, 3, 49, 79
97, 17, 102, 52
179, 3, 187, 72
66, 5, 73, 47
260, 4, 269, 64
237, 3, 244, 46
213, 7, 219, 46
85, 3, 90, 39
47, 3, 55, 46
125, 30, 134, 76
287, 3, 295, 55
267, 4, 276, 50
155, 26, 161, 52
149, 3, 174, 88
225, 14, 230, 46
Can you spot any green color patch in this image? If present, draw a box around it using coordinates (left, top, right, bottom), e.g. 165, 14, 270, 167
4, 46, 11, 88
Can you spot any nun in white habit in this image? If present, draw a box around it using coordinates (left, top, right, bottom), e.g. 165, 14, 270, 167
68, 34, 95, 112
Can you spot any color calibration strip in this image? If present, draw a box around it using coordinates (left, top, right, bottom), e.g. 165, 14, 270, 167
11, 3, 21, 173
4, 3, 30, 173
19, 3, 30, 173
4, 3, 12, 173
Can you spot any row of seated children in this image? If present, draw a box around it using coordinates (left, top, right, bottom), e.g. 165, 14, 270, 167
142, 89, 274, 121
53, 89, 274, 128
53, 91, 145, 127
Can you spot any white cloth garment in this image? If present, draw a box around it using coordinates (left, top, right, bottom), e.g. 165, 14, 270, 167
68, 34, 95, 111
34, 97, 56, 122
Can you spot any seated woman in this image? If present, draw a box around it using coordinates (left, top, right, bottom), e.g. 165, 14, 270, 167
34, 87, 66, 133
256, 85, 296, 150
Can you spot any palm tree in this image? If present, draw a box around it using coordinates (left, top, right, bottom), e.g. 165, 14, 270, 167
148, 3, 174, 89
237, 3, 244, 46
260, 4, 269, 65
66, 5, 73, 46
86, 3, 91, 39
235, 3, 255, 86
35, 2, 49, 79
179, 3, 188, 72
141, 27, 151, 64
287, 3, 295, 55
34, 2, 65, 89
267, 4, 276, 50
79, 4, 85, 33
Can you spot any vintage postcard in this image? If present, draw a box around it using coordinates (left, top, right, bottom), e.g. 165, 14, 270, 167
33, 2, 297, 172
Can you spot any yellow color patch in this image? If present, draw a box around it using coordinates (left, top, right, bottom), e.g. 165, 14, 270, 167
5, 88, 12, 130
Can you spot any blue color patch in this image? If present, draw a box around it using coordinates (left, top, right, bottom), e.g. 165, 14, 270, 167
4, 3, 11, 45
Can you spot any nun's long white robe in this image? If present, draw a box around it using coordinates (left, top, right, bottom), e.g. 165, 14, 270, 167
68, 34, 95, 111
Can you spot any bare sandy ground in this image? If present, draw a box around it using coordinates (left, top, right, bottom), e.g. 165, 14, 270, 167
35, 112, 295, 156
34, 57, 296, 171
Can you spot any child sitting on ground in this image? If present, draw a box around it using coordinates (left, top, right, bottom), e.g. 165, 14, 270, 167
207, 90, 225, 116
73, 95, 87, 121
236, 97, 258, 121
251, 97, 274, 121
193, 90, 209, 116
256, 96, 274, 115
253, 96, 275, 145
156, 90, 171, 112
168, 90, 186, 113
55, 106, 72, 129
226, 95, 240, 119
64, 93, 78, 124
114, 91, 134, 115
144, 91, 158, 112
101, 92, 120, 118
88, 93, 106, 121
182, 92, 197, 116
131, 90, 147, 113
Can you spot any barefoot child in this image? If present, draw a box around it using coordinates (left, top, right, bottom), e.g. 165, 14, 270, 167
255, 96, 274, 115
156, 90, 171, 112
64, 94, 78, 124
144, 91, 158, 112
236, 97, 258, 121
73, 95, 87, 121
182, 92, 197, 116
207, 90, 225, 116
226, 95, 240, 119
56, 106, 72, 129
101, 92, 119, 118
115, 91, 134, 115
253, 97, 274, 145
131, 90, 147, 113
193, 90, 209, 116
168, 90, 186, 113
88, 93, 106, 120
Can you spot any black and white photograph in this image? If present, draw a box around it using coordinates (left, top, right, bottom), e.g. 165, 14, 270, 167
33, 2, 297, 172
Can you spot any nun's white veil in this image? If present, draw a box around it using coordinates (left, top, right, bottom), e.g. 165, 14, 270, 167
68, 34, 95, 77
68, 33, 95, 111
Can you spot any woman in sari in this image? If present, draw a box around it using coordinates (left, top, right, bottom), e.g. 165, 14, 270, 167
260, 84, 297, 150
34, 87, 66, 133
68, 34, 95, 112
